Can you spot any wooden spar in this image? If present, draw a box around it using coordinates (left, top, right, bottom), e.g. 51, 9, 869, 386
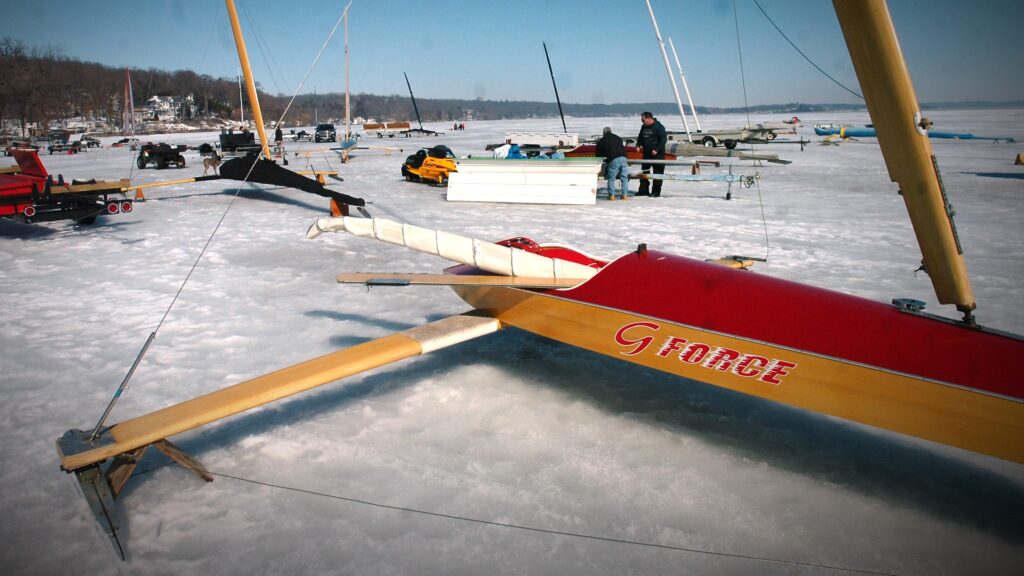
127, 175, 222, 191
225, 0, 271, 159
58, 312, 501, 471
120, 171, 331, 195
833, 0, 975, 314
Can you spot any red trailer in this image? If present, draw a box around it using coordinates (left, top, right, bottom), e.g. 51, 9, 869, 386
0, 149, 131, 225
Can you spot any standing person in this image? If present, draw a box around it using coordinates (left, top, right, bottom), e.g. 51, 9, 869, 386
636, 111, 667, 197
274, 124, 283, 151
595, 127, 629, 200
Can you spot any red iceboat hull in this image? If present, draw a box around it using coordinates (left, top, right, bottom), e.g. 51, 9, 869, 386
453, 249, 1024, 462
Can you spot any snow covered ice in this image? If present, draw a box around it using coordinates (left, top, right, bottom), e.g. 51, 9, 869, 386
1, 109, 1022, 575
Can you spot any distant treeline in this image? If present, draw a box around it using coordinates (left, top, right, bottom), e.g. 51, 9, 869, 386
2, 37, 1019, 134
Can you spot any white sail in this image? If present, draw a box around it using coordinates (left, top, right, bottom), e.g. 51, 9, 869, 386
307, 216, 599, 281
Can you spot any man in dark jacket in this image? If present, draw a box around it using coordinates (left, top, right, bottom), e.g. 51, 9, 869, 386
595, 127, 629, 200
636, 111, 667, 197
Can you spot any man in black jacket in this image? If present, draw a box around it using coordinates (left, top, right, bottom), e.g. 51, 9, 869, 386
595, 127, 629, 200
636, 111, 667, 197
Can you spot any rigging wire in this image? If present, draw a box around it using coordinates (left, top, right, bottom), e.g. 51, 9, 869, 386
751, 0, 863, 100
90, 159, 265, 436
128, 462, 899, 575
239, 0, 286, 97
266, 2, 351, 171
195, 6, 223, 80
732, 0, 771, 261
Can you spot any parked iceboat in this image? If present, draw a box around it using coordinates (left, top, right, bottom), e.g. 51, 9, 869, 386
815, 123, 1015, 142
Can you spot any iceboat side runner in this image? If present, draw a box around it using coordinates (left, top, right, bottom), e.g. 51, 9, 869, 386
55, 0, 1023, 560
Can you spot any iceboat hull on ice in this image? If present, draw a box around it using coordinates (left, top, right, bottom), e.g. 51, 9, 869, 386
304, 213, 1023, 463
444, 244, 1022, 464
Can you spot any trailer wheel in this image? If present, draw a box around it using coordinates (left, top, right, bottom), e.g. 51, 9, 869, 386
724, 140, 737, 150
702, 136, 717, 148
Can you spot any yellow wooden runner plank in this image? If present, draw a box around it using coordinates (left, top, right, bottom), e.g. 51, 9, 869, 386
59, 313, 501, 470
60, 334, 421, 470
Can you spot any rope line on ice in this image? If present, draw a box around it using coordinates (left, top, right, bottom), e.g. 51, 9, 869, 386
129, 463, 900, 576
215, 469, 904, 576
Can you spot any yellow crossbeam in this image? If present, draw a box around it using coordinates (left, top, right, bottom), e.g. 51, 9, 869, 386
59, 313, 501, 471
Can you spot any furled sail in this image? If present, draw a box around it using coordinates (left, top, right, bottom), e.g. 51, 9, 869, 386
307, 216, 599, 281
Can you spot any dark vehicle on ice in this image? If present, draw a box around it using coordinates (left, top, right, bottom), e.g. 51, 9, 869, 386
218, 129, 260, 154
314, 123, 336, 143
136, 143, 187, 169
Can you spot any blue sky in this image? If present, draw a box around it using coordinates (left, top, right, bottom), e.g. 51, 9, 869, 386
3, 0, 1021, 108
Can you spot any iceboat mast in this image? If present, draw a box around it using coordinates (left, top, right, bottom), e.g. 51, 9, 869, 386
644, 0, 691, 139
834, 0, 975, 317
225, 0, 271, 159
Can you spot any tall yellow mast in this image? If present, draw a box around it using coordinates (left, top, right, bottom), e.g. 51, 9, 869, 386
834, 0, 976, 319
225, 0, 271, 159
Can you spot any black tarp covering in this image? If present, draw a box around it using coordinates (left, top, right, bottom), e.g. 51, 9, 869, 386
220, 154, 365, 207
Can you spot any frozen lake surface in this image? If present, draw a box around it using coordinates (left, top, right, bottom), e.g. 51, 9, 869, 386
1, 109, 1022, 575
